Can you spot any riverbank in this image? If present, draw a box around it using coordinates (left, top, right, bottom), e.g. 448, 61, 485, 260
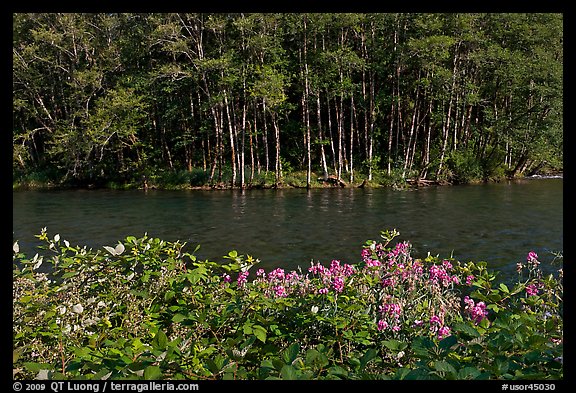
12, 168, 563, 192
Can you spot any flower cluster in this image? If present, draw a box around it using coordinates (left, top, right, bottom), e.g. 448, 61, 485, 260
308, 259, 355, 294
429, 261, 460, 287
251, 267, 309, 298
463, 296, 488, 325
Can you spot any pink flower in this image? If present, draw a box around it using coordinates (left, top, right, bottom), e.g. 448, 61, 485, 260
332, 276, 345, 292
377, 320, 388, 331
466, 275, 475, 286
318, 287, 329, 295
463, 296, 488, 324
438, 326, 451, 339
274, 285, 287, 298
365, 259, 381, 267
237, 271, 249, 287
526, 283, 539, 296
527, 251, 538, 262
361, 248, 372, 262
222, 273, 231, 283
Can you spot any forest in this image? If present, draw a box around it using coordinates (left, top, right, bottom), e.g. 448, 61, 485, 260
12, 13, 563, 189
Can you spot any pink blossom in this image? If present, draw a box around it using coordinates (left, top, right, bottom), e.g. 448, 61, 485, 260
377, 320, 388, 331
361, 248, 372, 262
274, 285, 287, 298
268, 268, 285, 280
237, 271, 249, 287
365, 259, 381, 267
527, 251, 538, 262
466, 275, 475, 286
430, 265, 451, 286
438, 326, 451, 339
380, 303, 402, 318
222, 273, 231, 283
392, 325, 401, 332
463, 296, 488, 324
318, 287, 329, 295
430, 315, 442, 326
332, 276, 345, 292
526, 283, 539, 296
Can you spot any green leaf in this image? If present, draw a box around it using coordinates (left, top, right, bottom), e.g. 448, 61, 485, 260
439, 335, 458, 351
280, 364, 298, 380
13, 347, 24, 363
434, 360, 457, 375
152, 330, 168, 350
172, 313, 187, 323
453, 322, 481, 338
253, 324, 267, 343
499, 283, 510, 294
164, 290, 176, 302
305, 349, 329, 368
272, 358, 285, 371
144, 365, 162, 380
359, 348, 378, 370
382, 339, 404, 351
283, 343, 300, 364
24, 362, 52, 372
242, 322, 253, 335
205, 359, 220, 374
457, 366, 481, 380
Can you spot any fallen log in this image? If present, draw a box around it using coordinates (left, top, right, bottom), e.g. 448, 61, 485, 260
318, 175, 347, 187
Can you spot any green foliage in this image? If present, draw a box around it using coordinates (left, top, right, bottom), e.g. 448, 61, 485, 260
446, 148, 483, 183
13, 13, 562, 189
13, 228, 562, 380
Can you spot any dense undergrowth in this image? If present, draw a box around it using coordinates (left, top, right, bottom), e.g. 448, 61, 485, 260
13, 229, 563, 380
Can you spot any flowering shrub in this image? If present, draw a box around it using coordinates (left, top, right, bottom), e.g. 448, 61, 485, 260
13, 229, 563, 380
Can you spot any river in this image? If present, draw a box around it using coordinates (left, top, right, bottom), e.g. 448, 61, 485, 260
12, 177, 563, 282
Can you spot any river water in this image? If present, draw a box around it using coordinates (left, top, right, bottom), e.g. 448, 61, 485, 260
12, 178, 563, 282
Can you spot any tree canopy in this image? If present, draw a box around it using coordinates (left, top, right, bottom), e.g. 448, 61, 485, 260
13, 13, 563, 188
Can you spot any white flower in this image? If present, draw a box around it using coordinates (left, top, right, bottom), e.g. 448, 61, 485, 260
311, 305, 319, 314
72, 304, 84, 314
13, 241, 19, 254
58, 306, 67, 315
33, 255, 43, 270
54, 234, 60, 242
104, 243, 125, 256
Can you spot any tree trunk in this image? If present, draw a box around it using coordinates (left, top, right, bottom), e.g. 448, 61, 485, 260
223, 90, 236, 186
316, 91, 329, 179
